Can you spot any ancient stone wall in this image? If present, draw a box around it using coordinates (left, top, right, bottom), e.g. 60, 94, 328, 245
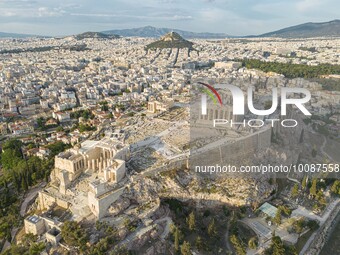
88, 186, 126, 219
190, 126, 272, 168
38, 191, 69, 211
305, 202, 340, 255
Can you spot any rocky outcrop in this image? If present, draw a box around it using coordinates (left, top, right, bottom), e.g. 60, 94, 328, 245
108, 197, 131, 217
128, 169, 275, 208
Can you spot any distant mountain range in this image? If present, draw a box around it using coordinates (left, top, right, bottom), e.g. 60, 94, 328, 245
1, 20, 339, 39
0, 32, 40, 38
102, 20, 340, 39
102, 26, 230, 39
255, 19, 340, 38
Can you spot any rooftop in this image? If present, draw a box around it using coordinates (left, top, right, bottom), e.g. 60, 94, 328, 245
27, 215, 42, 224
258, 202, 278, 218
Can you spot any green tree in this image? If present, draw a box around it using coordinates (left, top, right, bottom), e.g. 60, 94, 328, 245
109, 246, 129, 255
46, 141, 72, 157
271, 236, 286, 255
21, 233, 37, 246
310, 179, 318, 197
248, 237, 258, 250
123, 218, 131, 229
331, 180, 340, 195
174, 226, 180, 252
279, 205, 292, 217
1, 147, 23, 171
186, 211, 196, 231
99, 101, 109, 111
29, 242, 46, 255
180, 241, 192, 255
56, 126, 64, 132
230, 234, 246, 255
195, 236, 204, 250
2, 139, 23, 153
78, 124, 96, 133
1, 245, 26, 255
293, 218, 305, 234
36, 117, 46, 130
241, 59, 340, 79
307, 220, 319, 231
274, 209, 281, 225
0, 221, 12, 241
291, 183, 299, 198
61, 221, 88, 250
207, 218, 217, 237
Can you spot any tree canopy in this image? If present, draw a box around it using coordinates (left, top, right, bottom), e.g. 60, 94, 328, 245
241, 59, 340, 79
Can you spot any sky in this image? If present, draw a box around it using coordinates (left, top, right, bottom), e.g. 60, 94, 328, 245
0, 0, 339, 36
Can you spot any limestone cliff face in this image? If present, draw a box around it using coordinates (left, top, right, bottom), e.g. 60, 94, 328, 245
125, 169, 275, 208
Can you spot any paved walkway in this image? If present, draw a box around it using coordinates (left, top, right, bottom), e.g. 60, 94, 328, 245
20, 182, 46, 217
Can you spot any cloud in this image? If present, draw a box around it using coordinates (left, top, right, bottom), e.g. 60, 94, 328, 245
38, 7, 65, 17
296, 0, 323, 12
158, 0, 177, 3
70, 12, 192, 21
2, 11, 16, 17
171, 15, 192, 21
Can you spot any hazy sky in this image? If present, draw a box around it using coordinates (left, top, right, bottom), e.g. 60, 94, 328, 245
0, 0, 339, 36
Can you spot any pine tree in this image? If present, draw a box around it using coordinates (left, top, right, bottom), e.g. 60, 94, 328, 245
271, 236, 285, 255
195, 236, 204, 250
248, 237, 258, 250
274, 209, 281, 225
310, 179, 317, 197
174, 226, 180, 252
208, 218, 217, 237
331, 180, 340, 195
186, 211, 196, 231
180, 241, 192, 255
301, 175, 307, 190
291, 183, 299, 198
230, 234, 246, 255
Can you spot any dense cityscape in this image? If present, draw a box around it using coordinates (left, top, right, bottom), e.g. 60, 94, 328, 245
0, 12, 339, 255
